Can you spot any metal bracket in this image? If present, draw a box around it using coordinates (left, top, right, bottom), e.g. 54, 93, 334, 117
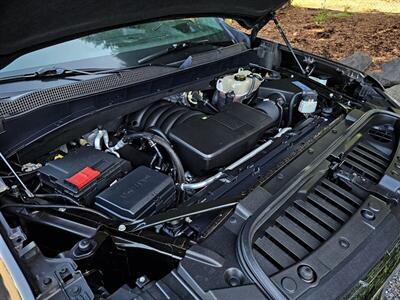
335, 169, 400, 204
0, 213, 26, 251
250, 13, 273, 45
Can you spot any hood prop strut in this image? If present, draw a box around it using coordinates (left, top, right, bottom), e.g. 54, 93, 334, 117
272, 15, 307, 75
251, 13, 307, 76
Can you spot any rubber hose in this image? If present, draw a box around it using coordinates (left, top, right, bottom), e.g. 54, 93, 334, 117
288, 92, 304, 127
123, 132, 186, 203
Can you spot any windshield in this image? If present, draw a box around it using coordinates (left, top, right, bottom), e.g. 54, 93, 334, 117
0, 18, 233, 74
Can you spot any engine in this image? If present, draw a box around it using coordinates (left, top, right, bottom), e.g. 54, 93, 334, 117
36, 100, 281, 220
130, 101, 277, 175
5, 66, 321, 225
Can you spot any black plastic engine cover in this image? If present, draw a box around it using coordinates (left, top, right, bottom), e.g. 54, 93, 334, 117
95, 166, 175, 221
169, 103, 276, 175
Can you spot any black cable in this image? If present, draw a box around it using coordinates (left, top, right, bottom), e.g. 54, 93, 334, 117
33, 182, 42, 193
242, 75, 258, 106
248, 63, 281, 78
0, 170, 38, 179
34, 193, 80, 206
270, 91, 287, 103
191, 93, 219, 113
0, 203, 112, 220
201, 100, 219, 113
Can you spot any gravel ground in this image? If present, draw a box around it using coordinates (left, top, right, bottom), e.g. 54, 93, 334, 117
382, 265, 400, 300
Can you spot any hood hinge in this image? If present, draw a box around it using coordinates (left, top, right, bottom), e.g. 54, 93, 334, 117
250, 13, 274, 45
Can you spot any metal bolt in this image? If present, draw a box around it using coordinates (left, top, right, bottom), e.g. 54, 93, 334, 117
298, 265, 316, 283
78, 239, 91, 253
139, 276, 146, 283
228, 276, 241, 287
338, 238, 350, 249
72, 286, 81, 295
43, 277, 52, 285
118, 224, 126, 232
361, 209, 375, 221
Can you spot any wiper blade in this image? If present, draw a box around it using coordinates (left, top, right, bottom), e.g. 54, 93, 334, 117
137, 39, 233, 64
0, 64, 179, 84
0, 66, 108, 84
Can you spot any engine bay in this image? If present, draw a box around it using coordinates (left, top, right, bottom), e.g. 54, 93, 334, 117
7, 66, 327, 221
0, 61, 397, 299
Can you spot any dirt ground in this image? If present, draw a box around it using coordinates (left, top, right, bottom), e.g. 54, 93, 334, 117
232, 7, 400, 71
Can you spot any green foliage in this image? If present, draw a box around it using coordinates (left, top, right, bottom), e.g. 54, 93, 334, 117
312, 10, 353, 24
343, 240, 400, 299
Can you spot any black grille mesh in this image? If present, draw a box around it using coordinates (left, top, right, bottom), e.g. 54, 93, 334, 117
0, 66, 175, 118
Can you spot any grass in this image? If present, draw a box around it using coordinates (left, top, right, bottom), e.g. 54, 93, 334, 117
292, 0, 400, 13
312, 10, 353, 24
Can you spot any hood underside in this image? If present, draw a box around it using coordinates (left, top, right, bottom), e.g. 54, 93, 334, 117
0, 0, 287, 68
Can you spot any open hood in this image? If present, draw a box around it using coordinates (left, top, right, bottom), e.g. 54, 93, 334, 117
0, 0, 287, 68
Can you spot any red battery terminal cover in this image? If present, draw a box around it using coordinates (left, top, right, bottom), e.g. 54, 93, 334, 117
65, 167, 100, 189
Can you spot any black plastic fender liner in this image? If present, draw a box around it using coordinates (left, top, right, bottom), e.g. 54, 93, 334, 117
236, 109, 400, 299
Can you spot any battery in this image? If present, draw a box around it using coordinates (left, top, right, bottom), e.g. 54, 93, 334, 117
38, 147, 131, 204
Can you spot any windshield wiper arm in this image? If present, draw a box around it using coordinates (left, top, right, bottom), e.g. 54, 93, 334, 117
0, 66, 109, 84
0, 64, 180, 84
137, 39, 233, 64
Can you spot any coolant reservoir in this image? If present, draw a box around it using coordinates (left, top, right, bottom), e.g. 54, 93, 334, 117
216, 68, 263, 102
